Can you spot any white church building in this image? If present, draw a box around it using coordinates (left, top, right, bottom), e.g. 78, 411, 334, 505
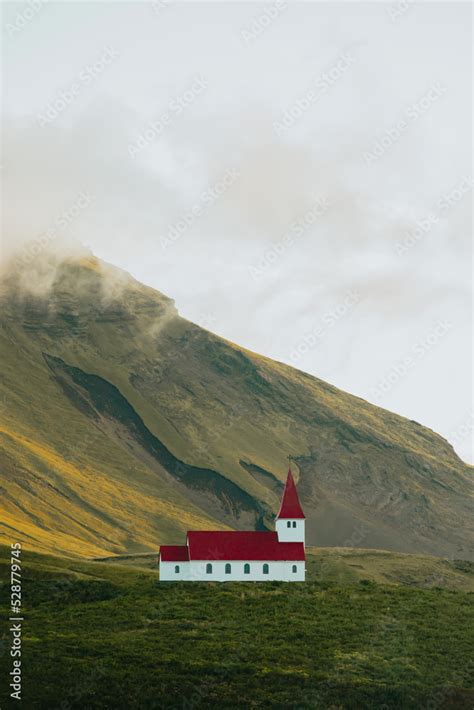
159, 467, 306, 582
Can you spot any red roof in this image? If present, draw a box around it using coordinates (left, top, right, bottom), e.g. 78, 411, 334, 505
159, 545, 189, 562
277, 468, 305, 519
187, 530, 305, 561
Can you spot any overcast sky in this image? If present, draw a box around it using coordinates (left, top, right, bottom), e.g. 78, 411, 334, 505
2, 1, 472, 463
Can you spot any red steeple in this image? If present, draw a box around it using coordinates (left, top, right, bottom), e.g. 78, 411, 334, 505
277, 467, 305, 519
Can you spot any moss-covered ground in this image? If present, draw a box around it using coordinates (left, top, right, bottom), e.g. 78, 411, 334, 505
1, 546, 472, 709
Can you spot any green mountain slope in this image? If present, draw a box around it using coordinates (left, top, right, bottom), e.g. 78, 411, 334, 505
0, 252, 472, 558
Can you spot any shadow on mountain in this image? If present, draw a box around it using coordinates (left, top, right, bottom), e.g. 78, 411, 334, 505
43, 353, 269, 531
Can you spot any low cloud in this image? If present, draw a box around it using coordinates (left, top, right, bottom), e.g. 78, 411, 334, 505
1, 0, 471, 461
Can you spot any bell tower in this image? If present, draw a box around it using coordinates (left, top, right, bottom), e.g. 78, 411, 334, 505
275, 462, 305, 544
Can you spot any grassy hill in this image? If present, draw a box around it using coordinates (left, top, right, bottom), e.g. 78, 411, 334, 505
95, 546, 474, 592
0, 545, 473, 709
0, 252, 472, 559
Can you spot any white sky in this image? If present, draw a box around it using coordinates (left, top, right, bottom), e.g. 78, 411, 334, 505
2, 1, 473, 463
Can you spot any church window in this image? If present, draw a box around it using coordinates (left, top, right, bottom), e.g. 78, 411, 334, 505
287, 521, 291, 528
292, 521, 297, 528
244, 563, 250, 574
263, 563, 269, 574
206, 563, 212, 574
174, 565, 180, 574
292, 565, 297, 573
225, 563, 231, 574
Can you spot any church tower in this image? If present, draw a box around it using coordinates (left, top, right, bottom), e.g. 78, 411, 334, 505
275, 467, 305, 544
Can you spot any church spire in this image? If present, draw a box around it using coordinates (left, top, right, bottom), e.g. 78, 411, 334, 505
276, 465, 305, 519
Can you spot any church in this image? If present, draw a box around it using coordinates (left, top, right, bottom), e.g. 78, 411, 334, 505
159, 467, 306, 582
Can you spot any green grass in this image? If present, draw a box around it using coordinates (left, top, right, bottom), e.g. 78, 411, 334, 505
1, 546, 473, 709
97, 546, 474, 592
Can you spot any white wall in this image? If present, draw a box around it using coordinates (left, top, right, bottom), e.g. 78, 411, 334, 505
160, 559, 305, 582
160, 560, 191, 581
275, 518, 305, 543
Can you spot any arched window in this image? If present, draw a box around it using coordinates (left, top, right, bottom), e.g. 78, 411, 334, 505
174, 565, 180, 574
225, 563, 231, 574
292, 521, 297, 528
263, 563, 269, 574
287, 521, 291, 528
244, 563, 250, 574
292, 564, 297, 573
206, 563, 212, 574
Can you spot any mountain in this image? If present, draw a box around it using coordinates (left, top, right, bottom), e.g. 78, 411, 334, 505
0, 251, 472, 559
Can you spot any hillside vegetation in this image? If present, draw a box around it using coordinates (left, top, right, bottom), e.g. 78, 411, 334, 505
96, 546, 474, 592
0, 252, 472, 558
0, 545, 473, 709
